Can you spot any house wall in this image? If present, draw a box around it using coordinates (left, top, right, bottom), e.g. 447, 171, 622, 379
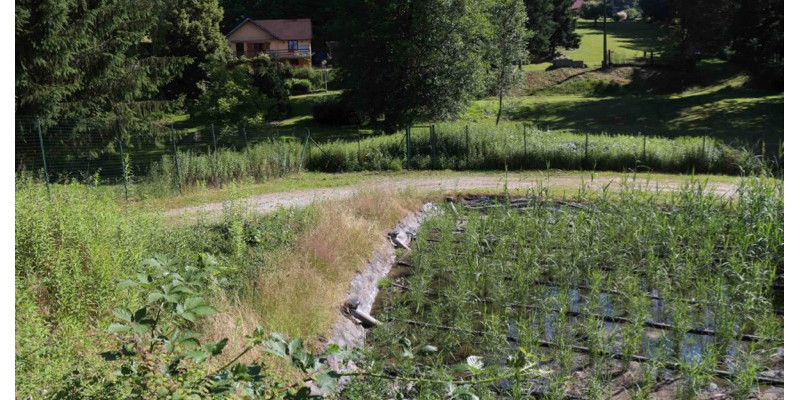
227, 21, 312, 66
228, 22, 312, 54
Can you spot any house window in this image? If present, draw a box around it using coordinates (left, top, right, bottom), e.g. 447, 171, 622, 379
288, 40, 298, 51
235, 42, 244, 57
253, 43, 264, 53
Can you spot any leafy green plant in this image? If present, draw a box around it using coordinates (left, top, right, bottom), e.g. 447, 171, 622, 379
104, 255, 348, 398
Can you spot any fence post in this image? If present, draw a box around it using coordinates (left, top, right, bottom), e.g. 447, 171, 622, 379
299, 130, 310, 173
430, 125, 436, 169
35, 117, 50, 197
171, 123, 182, 194
465, 125, 470, 167
242, 127, 249, 152
405, 126, 411, 170
211, 124, 220, 187
584, 133, 589, 170
357, 133, 361, 163
523, 125, 528, 159
701, 135, 706, 170
118, 137, 129, 202
642, 135, 647, 162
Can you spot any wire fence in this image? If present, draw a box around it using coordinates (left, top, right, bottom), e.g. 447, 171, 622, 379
15, 115, 373, 199
16, 115, 783, 202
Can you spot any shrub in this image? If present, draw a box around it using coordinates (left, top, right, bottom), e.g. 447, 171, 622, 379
624, 7, 640, 20
312, 97, 364, 126
613, 11, 628, 21
252, 55, 292, 118
288, 78, 312, 95
191, 59, 278, 127
290, 66, 323, 89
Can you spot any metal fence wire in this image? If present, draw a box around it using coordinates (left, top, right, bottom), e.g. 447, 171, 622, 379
15, 115, 369, 198
15, 115, 783, 201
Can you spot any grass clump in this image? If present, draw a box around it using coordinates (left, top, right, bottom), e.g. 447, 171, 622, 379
307, 122, 765, 175
146, 138, 304, 192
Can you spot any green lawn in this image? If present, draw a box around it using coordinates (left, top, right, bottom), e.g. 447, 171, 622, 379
469, 86, 783, 150
524, 19, 663, 70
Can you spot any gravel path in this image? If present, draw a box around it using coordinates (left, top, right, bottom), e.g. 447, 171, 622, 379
162, 174, 738, 217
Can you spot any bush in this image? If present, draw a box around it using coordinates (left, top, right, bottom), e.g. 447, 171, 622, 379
290, 66, 324, 89
624, 7, 640, 20
580, 1, 603, 22
312, 97, 364, 126
613, 11, 628, 21
191, 59, 278, 127
287, 78, 313, 95
252, 55, 291, 118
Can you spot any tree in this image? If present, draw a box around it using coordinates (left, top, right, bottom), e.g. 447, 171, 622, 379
639, 0, 669, 22
332, 0, 490, 132
15, 0, 187, 160
665, 0, 737, 67
189, 59, 277, 128
580, 1, 604, 26
486, 0, 530, 125
549, 0, 581, 56
152, 0, 230, 102
729, 0, 782, 87
524, 0, 556, 62
251, 55, 292, 118
524, 0, 580, 61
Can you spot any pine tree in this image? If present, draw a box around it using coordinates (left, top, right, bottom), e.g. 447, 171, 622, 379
524, 0, 580, 61
152, 0, 230, 102
524, 0, 556, 62
16, 0, 187, 139
548, 0, 581, 57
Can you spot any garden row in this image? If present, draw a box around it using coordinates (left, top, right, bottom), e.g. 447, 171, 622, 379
349, 178, 783, 399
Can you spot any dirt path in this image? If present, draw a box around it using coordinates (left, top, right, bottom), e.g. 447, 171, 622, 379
163, 174, 738, 217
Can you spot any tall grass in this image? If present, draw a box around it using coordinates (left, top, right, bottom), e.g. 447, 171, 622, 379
308, 123, 765, 175
15, 178, 162, 397
15, 175, 424, 396
140, 123, 766, 195
147, 138, 304, 191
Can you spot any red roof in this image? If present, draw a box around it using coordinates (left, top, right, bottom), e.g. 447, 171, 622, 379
571, 0, 584, 9
228, 18, 312, 40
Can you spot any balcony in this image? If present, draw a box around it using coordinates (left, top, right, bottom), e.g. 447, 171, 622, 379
241, 48, 311, 59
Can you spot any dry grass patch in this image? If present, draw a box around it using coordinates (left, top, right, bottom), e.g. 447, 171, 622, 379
203, 188, 422, 362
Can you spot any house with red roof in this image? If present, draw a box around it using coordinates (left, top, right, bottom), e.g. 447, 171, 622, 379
571, 0, 584, 10
226, 18, 312, 67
